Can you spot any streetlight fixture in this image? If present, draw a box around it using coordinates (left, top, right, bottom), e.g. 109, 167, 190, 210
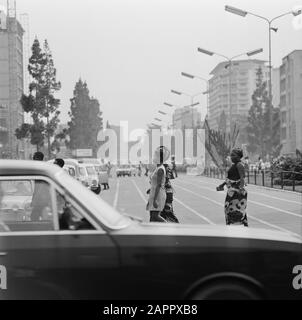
171, 89, 203, 128
181, 72, 209, 115
158, 110, 167, 115
197, 47, 263, 134
225, 4, 302, 135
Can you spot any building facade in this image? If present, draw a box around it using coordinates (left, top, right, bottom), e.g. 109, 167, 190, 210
279, 50, 302, 156
207, 59, 269, 143
172, 106, 202, 129
0, 10, 25, 158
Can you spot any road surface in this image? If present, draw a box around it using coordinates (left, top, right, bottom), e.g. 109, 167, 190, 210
100, 173, 302, 237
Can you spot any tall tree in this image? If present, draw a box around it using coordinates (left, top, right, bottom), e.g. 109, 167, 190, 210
246, 67, 281, 158
15, 38, 61, 157
67, 79, 103, 156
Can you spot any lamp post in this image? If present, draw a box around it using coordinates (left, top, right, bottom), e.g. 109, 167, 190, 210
181, 72, 209, 116
197, 47, 263, 134
225, 5, 302, 136
171, 89, 203, 128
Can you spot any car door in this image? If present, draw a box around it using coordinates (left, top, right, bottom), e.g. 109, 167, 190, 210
0, 175, 119, 300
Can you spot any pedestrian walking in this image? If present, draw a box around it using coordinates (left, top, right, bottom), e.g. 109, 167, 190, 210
216, 148, 248, 227
138, 161, 142, 177
171, 155, 178, 178
144, 164, 149, 177
146, 146, 170, 222
160, 164, 179, 223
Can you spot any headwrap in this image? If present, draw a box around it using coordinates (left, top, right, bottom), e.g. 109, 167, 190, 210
153, 146, 170, 164
231, 147, 243, 159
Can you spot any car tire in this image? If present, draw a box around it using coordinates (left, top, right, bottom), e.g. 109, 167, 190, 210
189, 280, 262, 300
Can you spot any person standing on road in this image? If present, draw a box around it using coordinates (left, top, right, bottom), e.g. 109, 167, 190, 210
217, 148, 248, 227
171, 155, 178, 178
160, 164, 179, 223
138, 161, 142, 177
146, 146, 170, 222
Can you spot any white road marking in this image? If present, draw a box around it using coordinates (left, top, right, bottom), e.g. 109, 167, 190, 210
173, 197, 215, 225
131, 179, 148, 203
177, 180, 302, 219
132, 179, 214, 224
113, 179, 120, 209
174, 183, 301, 237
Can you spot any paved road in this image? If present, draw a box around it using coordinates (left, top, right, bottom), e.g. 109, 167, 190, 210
100, 174, 302, 237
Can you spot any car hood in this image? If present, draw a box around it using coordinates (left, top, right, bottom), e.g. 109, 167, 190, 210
113, 222, 302, 244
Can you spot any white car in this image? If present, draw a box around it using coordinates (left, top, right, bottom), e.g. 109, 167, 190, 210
78, 159, 109, 187
80, 163, 98, 187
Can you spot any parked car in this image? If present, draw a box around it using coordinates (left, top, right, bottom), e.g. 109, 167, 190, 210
0, 180, 33, 222
79, 159, 109, 189
116, 164, 132, 177
1, 160, 302, 300
81, 163, 98, 187
63, 164, 76, 178
63, 159, 85, 183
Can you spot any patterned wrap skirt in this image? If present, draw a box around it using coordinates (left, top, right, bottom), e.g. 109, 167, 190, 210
224, 179, 248, 226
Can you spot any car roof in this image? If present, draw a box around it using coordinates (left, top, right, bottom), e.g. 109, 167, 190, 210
0, 160, 62, 179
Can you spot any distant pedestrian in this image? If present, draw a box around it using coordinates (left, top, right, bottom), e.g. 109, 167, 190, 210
138, 161, 142, 177
160, 164, 179, 223
106, 161, 112, 178
171, 155, 178, 178
54, 158, 65, 168
33, 151, 44, 161
146, 146, 170, 222
144, 164, 149, 177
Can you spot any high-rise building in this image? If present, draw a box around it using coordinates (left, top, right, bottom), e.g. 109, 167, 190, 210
208, 59, 268, 138
279, 50, 302, 156
172, 106, 201, 129
0, 8, 25, 158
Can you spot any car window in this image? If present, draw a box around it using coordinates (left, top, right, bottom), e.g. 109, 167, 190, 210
55, 191, 95, 231
0, 178, 55, 232
67, 167, 76, 177
79, 167, 86, 176
86, 167, 96, 175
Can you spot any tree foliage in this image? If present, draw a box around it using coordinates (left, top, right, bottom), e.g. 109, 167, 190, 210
246, 67, 281, 158
15, 38, 61, 156
203, 119, 240, 169
66, 79, 103, 156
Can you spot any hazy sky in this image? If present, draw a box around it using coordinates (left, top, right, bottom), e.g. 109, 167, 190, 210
9, 0, 302, 131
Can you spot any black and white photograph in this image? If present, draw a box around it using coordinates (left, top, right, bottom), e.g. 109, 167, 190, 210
0, 0, 302, 307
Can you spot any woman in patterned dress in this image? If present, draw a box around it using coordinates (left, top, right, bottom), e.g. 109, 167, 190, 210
217, 148, 248, 227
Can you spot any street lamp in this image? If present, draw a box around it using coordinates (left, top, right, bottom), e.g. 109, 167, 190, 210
171, 89, 203, 128
197, 47, 263, 133
158, 110, 167, 115
225, 5, 302, 134
181, 72, 209, 116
